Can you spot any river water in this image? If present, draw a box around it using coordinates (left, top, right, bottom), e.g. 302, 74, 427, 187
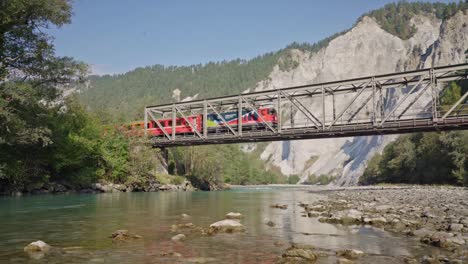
0, 186, 435, 263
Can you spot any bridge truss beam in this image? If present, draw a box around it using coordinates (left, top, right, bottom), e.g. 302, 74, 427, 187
145, 63, 468, 147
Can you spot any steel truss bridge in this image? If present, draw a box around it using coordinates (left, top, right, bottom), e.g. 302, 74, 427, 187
145, 63, 468, 148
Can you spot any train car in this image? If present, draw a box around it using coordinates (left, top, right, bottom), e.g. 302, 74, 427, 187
139, 106, 277, 137
146, 115, 202, 137
206, 107, 277, 129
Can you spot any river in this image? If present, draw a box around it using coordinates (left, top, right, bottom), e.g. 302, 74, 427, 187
0, 186, 437, 263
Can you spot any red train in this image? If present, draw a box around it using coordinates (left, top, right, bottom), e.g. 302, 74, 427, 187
129, 107, 278, 137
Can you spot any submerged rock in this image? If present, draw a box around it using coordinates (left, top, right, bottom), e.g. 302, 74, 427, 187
181, 213, 190, 219
209, 219, 245, 234
110, 230, 142, 242
271, 204, 288, 209
336, 258, 355, 264
276, 244, 317, 263
337, 249, 364, 260
171, 223, 195, 232
171, 234, 186, 242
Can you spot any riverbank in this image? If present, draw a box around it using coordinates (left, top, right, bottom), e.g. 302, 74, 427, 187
0, 180, 198, 196
299, 185, 468, 263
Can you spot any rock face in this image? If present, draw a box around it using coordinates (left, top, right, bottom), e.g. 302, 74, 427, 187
256, 12, 468, 185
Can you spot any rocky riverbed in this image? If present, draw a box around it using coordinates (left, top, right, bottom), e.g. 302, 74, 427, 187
290, 186, 468, 263
3, 185, 468, 263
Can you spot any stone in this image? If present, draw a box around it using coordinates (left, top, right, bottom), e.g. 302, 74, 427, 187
337, 249, 364, 260
110, 230, 142, 242
403, 257, 418, 264
226, 212, 243, 219
271, 204, 288, 209
340, 209, 363, 225
181, 213, 190, 218
421, 231, 454, 248
209, 219, 245, 234
24, 241, 50, 252
363, 216, 387, 227
337, 258, 355, 264
171, 234, 186, 242
266, 220, 276, 227
411, 228, 432, 238
307, 211, 320, 217
171, 223, 196, 232
278, 244, 317, 263
160, 251, 182, 258
449, 223, 464, 232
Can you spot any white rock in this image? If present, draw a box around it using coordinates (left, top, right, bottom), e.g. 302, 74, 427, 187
209, 219, 245, 233
24, 240, 50, 252
171, 234, 186, 242
225, 212, 242, 219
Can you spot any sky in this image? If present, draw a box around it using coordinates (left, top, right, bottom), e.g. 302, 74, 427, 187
48, 0, 456, 75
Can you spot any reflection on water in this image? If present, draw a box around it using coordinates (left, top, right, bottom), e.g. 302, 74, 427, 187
0, 187, 431, 263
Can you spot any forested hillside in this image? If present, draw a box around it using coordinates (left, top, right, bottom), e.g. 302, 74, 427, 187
360, 81, 468, 186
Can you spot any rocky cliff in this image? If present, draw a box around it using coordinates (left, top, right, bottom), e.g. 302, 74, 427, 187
254, 11, 468, 185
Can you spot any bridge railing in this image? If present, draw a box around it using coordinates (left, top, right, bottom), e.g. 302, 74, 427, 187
145, 63, 468, 147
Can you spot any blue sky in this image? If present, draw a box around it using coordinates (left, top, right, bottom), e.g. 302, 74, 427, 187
48, 0, 455, 75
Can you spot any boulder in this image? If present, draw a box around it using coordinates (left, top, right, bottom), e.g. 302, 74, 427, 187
171, 223, 196, 232
421, 231, 454, 248
209, 219, 245, 234
277, 244, 317, 263
337, 258, 355, 264
226, 212, 242, 219
181, 213, 190, 219
159, 184, 177, 191
24, 241, 50, 252
337, 249, 364, 260
271, 204, 288, 209
110, 230, 142, 242
113, 184, 127, 192
92, 183, 113, 193
449, 223, 464, 232
307, 211, 321, 217
171, 234, 186, 242
340, 209, 363, 225
363, 216, 387, 227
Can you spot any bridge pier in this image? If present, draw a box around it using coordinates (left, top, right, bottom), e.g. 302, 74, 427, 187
159, 147, 169, 172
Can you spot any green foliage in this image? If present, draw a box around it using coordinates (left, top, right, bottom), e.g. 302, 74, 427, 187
287, 175, 300, 184
305, 174, 335, 185
360, 81, 468, 186
0, 0, 133, 192
169, 144, 285, 186
365, 1, 468, 39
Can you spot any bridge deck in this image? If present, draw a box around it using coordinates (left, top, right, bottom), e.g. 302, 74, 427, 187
145, 63, 468, 148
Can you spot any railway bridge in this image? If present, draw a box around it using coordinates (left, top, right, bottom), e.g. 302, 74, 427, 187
144, 63, 468, 148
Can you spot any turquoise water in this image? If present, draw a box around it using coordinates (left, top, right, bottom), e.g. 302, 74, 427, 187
0, 187, 432, 263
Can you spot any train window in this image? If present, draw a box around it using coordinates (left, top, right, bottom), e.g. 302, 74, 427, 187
269, 109, 276, 114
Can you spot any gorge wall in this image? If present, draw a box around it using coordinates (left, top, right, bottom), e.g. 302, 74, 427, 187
253, 11, 468, 185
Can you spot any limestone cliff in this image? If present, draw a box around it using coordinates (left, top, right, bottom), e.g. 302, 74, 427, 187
255, 12, 468, 186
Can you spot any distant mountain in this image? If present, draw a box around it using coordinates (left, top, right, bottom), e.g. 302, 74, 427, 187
80, 2, 468, 185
